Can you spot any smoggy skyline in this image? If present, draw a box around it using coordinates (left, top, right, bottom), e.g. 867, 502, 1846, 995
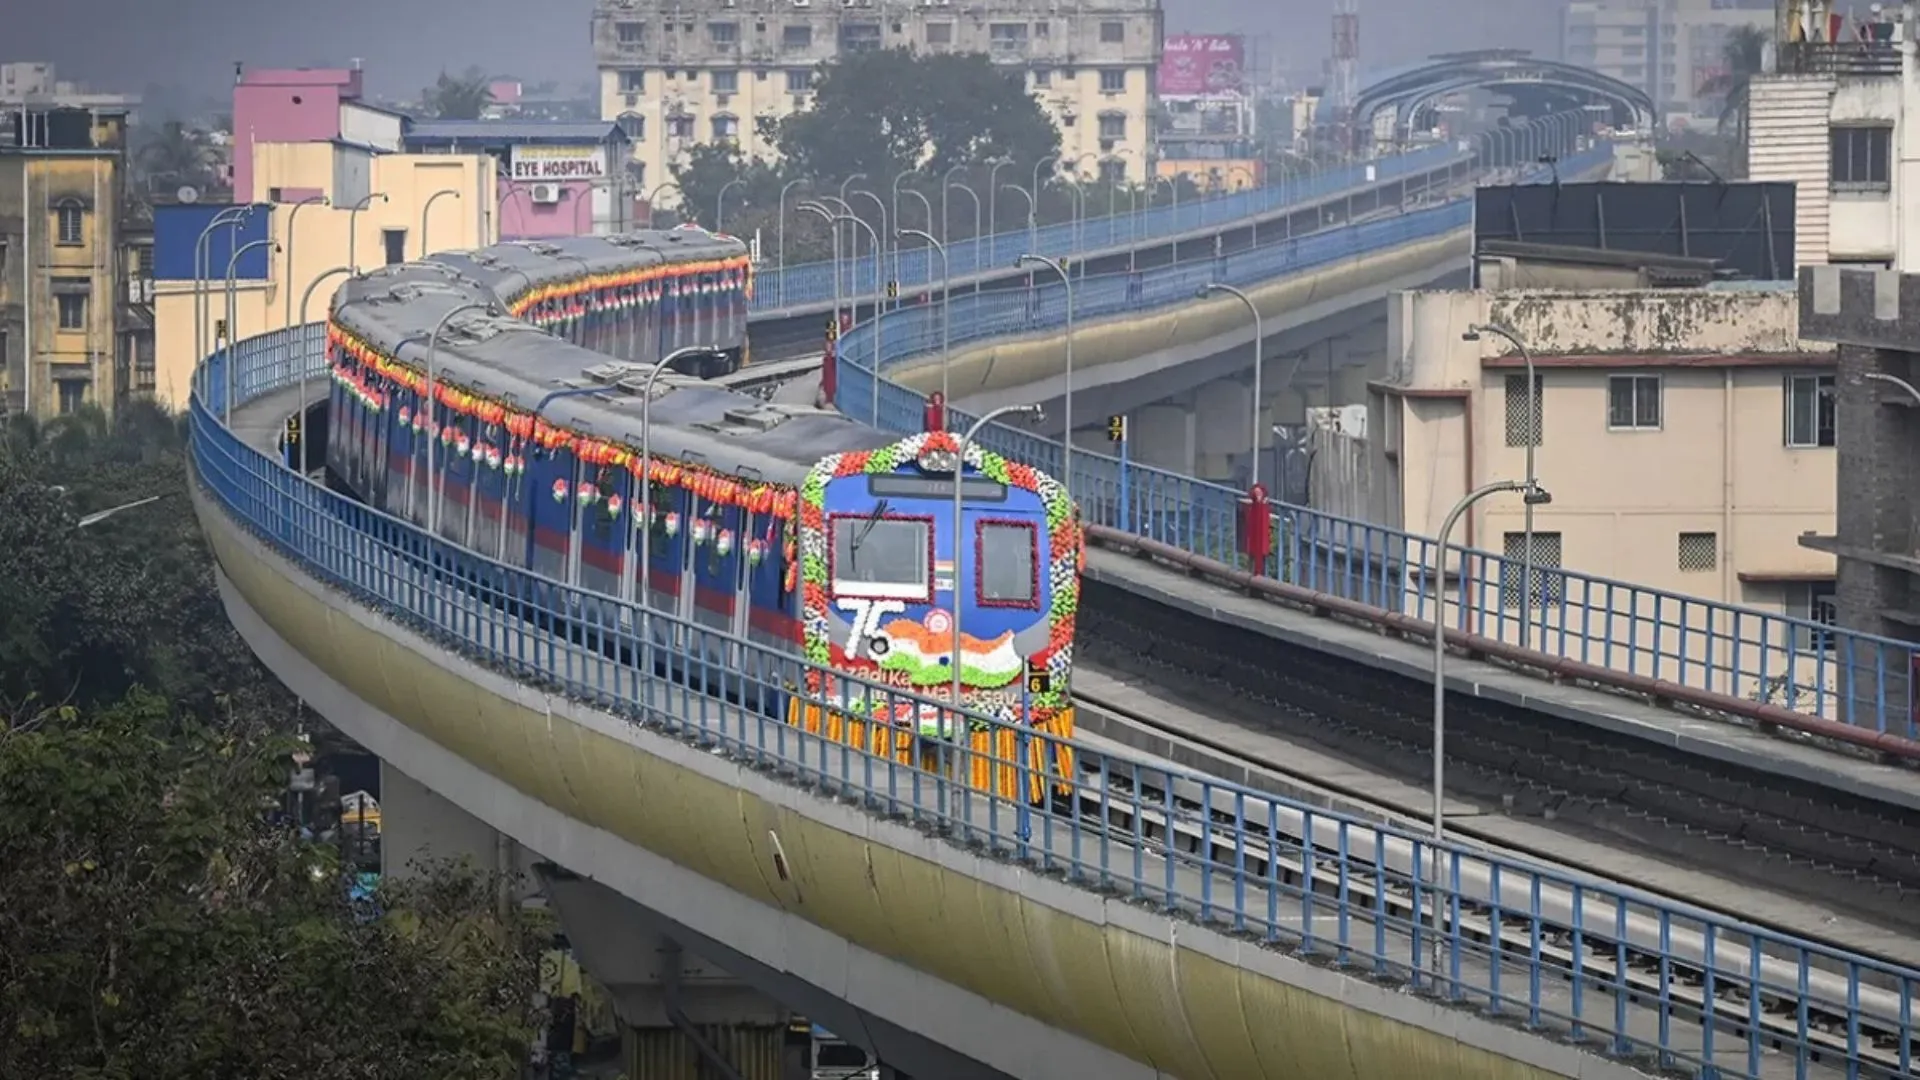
9, 0, 1563, 113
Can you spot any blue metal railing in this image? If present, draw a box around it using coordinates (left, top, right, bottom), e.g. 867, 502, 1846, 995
194, 326, 1916, 1079
826, 140, 1920, 740
750, 144, 1465, 312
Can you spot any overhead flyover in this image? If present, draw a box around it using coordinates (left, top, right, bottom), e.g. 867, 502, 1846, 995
1350, 49, 1656, 141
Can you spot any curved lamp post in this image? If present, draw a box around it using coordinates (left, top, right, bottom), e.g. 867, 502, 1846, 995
1462, 322, 1541, 649
1428, 477, 1550, 982
222, 238, 281, 423
797, 201, 843, 348
295, 264, 355, 428
986, 157, 1016, 263
1015, 253, 1075, 494
422, 301, 500, 535
282, 194, 329, 344
774, 177, 811, 305
949, 401, 1046, 803
420, 188, 462, 257
346, 192, 389, 273
715, 177, 744, 232
838, 173, 867, 302
195, 205, 252, 392
637, 344, 725, 614
1198, 283, 1263, 489
899, 227, 951, 413
831, 212, 885, 424
847, 190, 888, 309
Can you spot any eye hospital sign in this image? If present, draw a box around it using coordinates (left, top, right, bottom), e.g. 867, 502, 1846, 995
508, 145, 607, 181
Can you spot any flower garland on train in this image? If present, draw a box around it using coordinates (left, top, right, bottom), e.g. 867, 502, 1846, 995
502, 256, 753, 331
324, 296, 802, 591
794, 431, 1083, 728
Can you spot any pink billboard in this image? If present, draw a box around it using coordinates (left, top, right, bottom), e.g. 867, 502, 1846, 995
1158, 34, 1246, 96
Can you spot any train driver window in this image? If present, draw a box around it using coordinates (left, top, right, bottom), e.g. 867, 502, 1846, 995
977, 521, 1037, 607
830, 514, 930, 600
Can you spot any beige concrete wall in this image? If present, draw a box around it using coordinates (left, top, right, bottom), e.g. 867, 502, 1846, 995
151, 147, 496, 409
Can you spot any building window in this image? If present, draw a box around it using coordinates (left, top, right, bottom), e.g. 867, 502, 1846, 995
1787, 579, 1837, 652
1099, 69, 1126, 93
989, 22, 1029, 55
708, 21, 738, 46
926, 21, 952, 45
1783, 374, 1835, 448
712, 69, 739, 93
1503, 373, 1542, 446
57, 291, 87, 331
135, 243, 155, 277
1677, 531, 1717, 573
619, 69, 644, 94
1607, 374, 1661, 429
1500, 531, 1564, 610
712, 113, 740, 142
786, 69, 811, 92
1032, 68, 1051, 88
55, 200, 84, 246
617, 111, 645, 140
667, 115, 695, 139
1100, 20, 1125, 43
783, 24, 812, 50
1831, 126, 1891, 190
57, 380, 85, 416
616, 20, 645, 45
840, 22, 882, 52
1098, 112, 1126, 140
1099, 159, 1125, 183
382, 228, 407, 266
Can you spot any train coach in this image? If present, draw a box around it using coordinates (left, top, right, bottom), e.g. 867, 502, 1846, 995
322, 227, 1080, 802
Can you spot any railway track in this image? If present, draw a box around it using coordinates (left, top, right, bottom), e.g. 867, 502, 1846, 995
1075, 579, 1920, 941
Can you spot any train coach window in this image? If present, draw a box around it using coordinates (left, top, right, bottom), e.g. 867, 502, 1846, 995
977, 521, 1037, 607
830, 514, 930, 599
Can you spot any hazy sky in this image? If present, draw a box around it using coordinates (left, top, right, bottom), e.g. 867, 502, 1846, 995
10, 0, 1561, 110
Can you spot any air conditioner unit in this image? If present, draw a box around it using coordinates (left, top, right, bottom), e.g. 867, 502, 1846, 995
792, 0, 810, 6
624, 93, 639, 106
529, 183, 562, 204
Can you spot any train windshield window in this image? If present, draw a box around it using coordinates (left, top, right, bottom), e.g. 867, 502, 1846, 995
977, 522, 1037, 606
831, 516, 929, 593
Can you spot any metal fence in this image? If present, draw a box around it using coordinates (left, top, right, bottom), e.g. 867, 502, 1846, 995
750, 144, 1466, 312
197, 325, 1919, 1080
827, 140, 1920, 740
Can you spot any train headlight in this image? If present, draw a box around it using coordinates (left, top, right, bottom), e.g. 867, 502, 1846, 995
917, 447, 959, 474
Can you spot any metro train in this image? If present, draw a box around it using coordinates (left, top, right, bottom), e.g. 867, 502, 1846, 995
322, 228, 1081, 801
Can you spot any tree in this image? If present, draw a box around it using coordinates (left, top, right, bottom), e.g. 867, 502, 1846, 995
1703, 24, 1769, 175
132, 119, 224, 198
764, 49, 1059, 186
423, 67, 496, 121
0, 691, 545, 1080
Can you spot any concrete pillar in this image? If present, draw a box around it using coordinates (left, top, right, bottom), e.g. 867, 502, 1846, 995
380, 760, 536, 891
1069, 427, 1109, 456
1193, 377, 1253, 483
1132, 401, 1197, 475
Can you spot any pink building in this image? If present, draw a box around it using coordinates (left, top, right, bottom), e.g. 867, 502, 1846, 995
230, 64, 404, 202
405, 120, 633, 240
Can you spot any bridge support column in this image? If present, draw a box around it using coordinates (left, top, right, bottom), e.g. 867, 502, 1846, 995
1131, 400, 1196, 475
380, 760, 538, 902
1193, 377, 1255, 483
544, 868, 800, 1080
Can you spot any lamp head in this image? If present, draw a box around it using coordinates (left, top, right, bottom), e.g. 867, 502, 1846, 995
1522, 482, 1553, 507
1023, 404, 1045, 425
1461, 325, 1484, 342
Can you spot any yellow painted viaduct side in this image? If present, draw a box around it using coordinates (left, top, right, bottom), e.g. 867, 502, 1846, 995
889, 229, 1470, 399
192, 476, 1645, 1080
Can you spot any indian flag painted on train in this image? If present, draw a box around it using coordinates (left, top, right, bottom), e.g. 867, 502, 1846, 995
875, 610, 1024, 689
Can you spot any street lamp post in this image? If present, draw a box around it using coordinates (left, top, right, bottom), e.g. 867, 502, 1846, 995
295, 265, 355, 435
283, 194, 329, 348
423, 301, 499, 536
637, 345, 724, 614
195, 206, 252, 397
76, 491, 178, 529
1015, 253, 1075, 493
890, 169, 920, 298
1199, 283, 1263, 489
420, 188, 462, 257
223, 238, 281, 423
1865, 371, 1920, 406
1428, 477, 1549, 982
900, 189, 934, 289
946, 181, 983, 295
831, 213, 884, 424
775, 177, 810, 306
950, 402, 1046, 803
899, 227, 951, 414
838, 173, 867, 304
941, 164, 969, 247
797, 202, 842, 350
716, 178, 744, 232
346, 192, 389, 273
1463, 323, 1541, 649
644, 181, 685, 226
986, 157, 1015, 264
847, 190, 888, 310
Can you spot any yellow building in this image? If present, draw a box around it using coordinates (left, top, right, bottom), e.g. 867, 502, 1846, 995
0, 105, 136, 418
592, 0, 1162, 199
151, 143, 498, 410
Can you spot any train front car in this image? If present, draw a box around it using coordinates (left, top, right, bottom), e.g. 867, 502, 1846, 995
790, 431, 1081, 803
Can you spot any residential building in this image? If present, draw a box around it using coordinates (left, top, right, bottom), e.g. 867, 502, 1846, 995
149, 143, 497, 410
592, 0, 1162, 203
1156, 33, 1262, 192
0, 105, 142, 418
404, 120, 635, 239
230, 64, 406, 204
0, 61, 141, 110
1747, 14, 1909, 269
1372, 285, 1835, 623
1560, 0, 1772, 124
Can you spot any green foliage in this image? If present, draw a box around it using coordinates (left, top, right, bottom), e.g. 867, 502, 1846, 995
0, 405, 545, 1079
131, 119, 226, 199
765, 48, 1058, 184
423, 67, 497, 121
0, 692, 545, 1080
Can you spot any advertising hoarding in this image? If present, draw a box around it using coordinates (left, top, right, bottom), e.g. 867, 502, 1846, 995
1158, 34, 1246, 97
508, 145, 606, 181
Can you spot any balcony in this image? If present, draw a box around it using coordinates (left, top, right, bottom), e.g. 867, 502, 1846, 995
1780, 40, 1900, 78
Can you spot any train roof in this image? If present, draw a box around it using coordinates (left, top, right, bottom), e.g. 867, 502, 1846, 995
330, 227, 879, 487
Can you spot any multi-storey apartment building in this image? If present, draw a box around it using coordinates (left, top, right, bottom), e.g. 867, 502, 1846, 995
593, 0, 1161, 201
1560, 0, 1772, 125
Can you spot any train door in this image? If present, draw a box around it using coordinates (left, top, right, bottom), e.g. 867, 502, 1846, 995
473, 427, 507, 561
526, 449, 574, 585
